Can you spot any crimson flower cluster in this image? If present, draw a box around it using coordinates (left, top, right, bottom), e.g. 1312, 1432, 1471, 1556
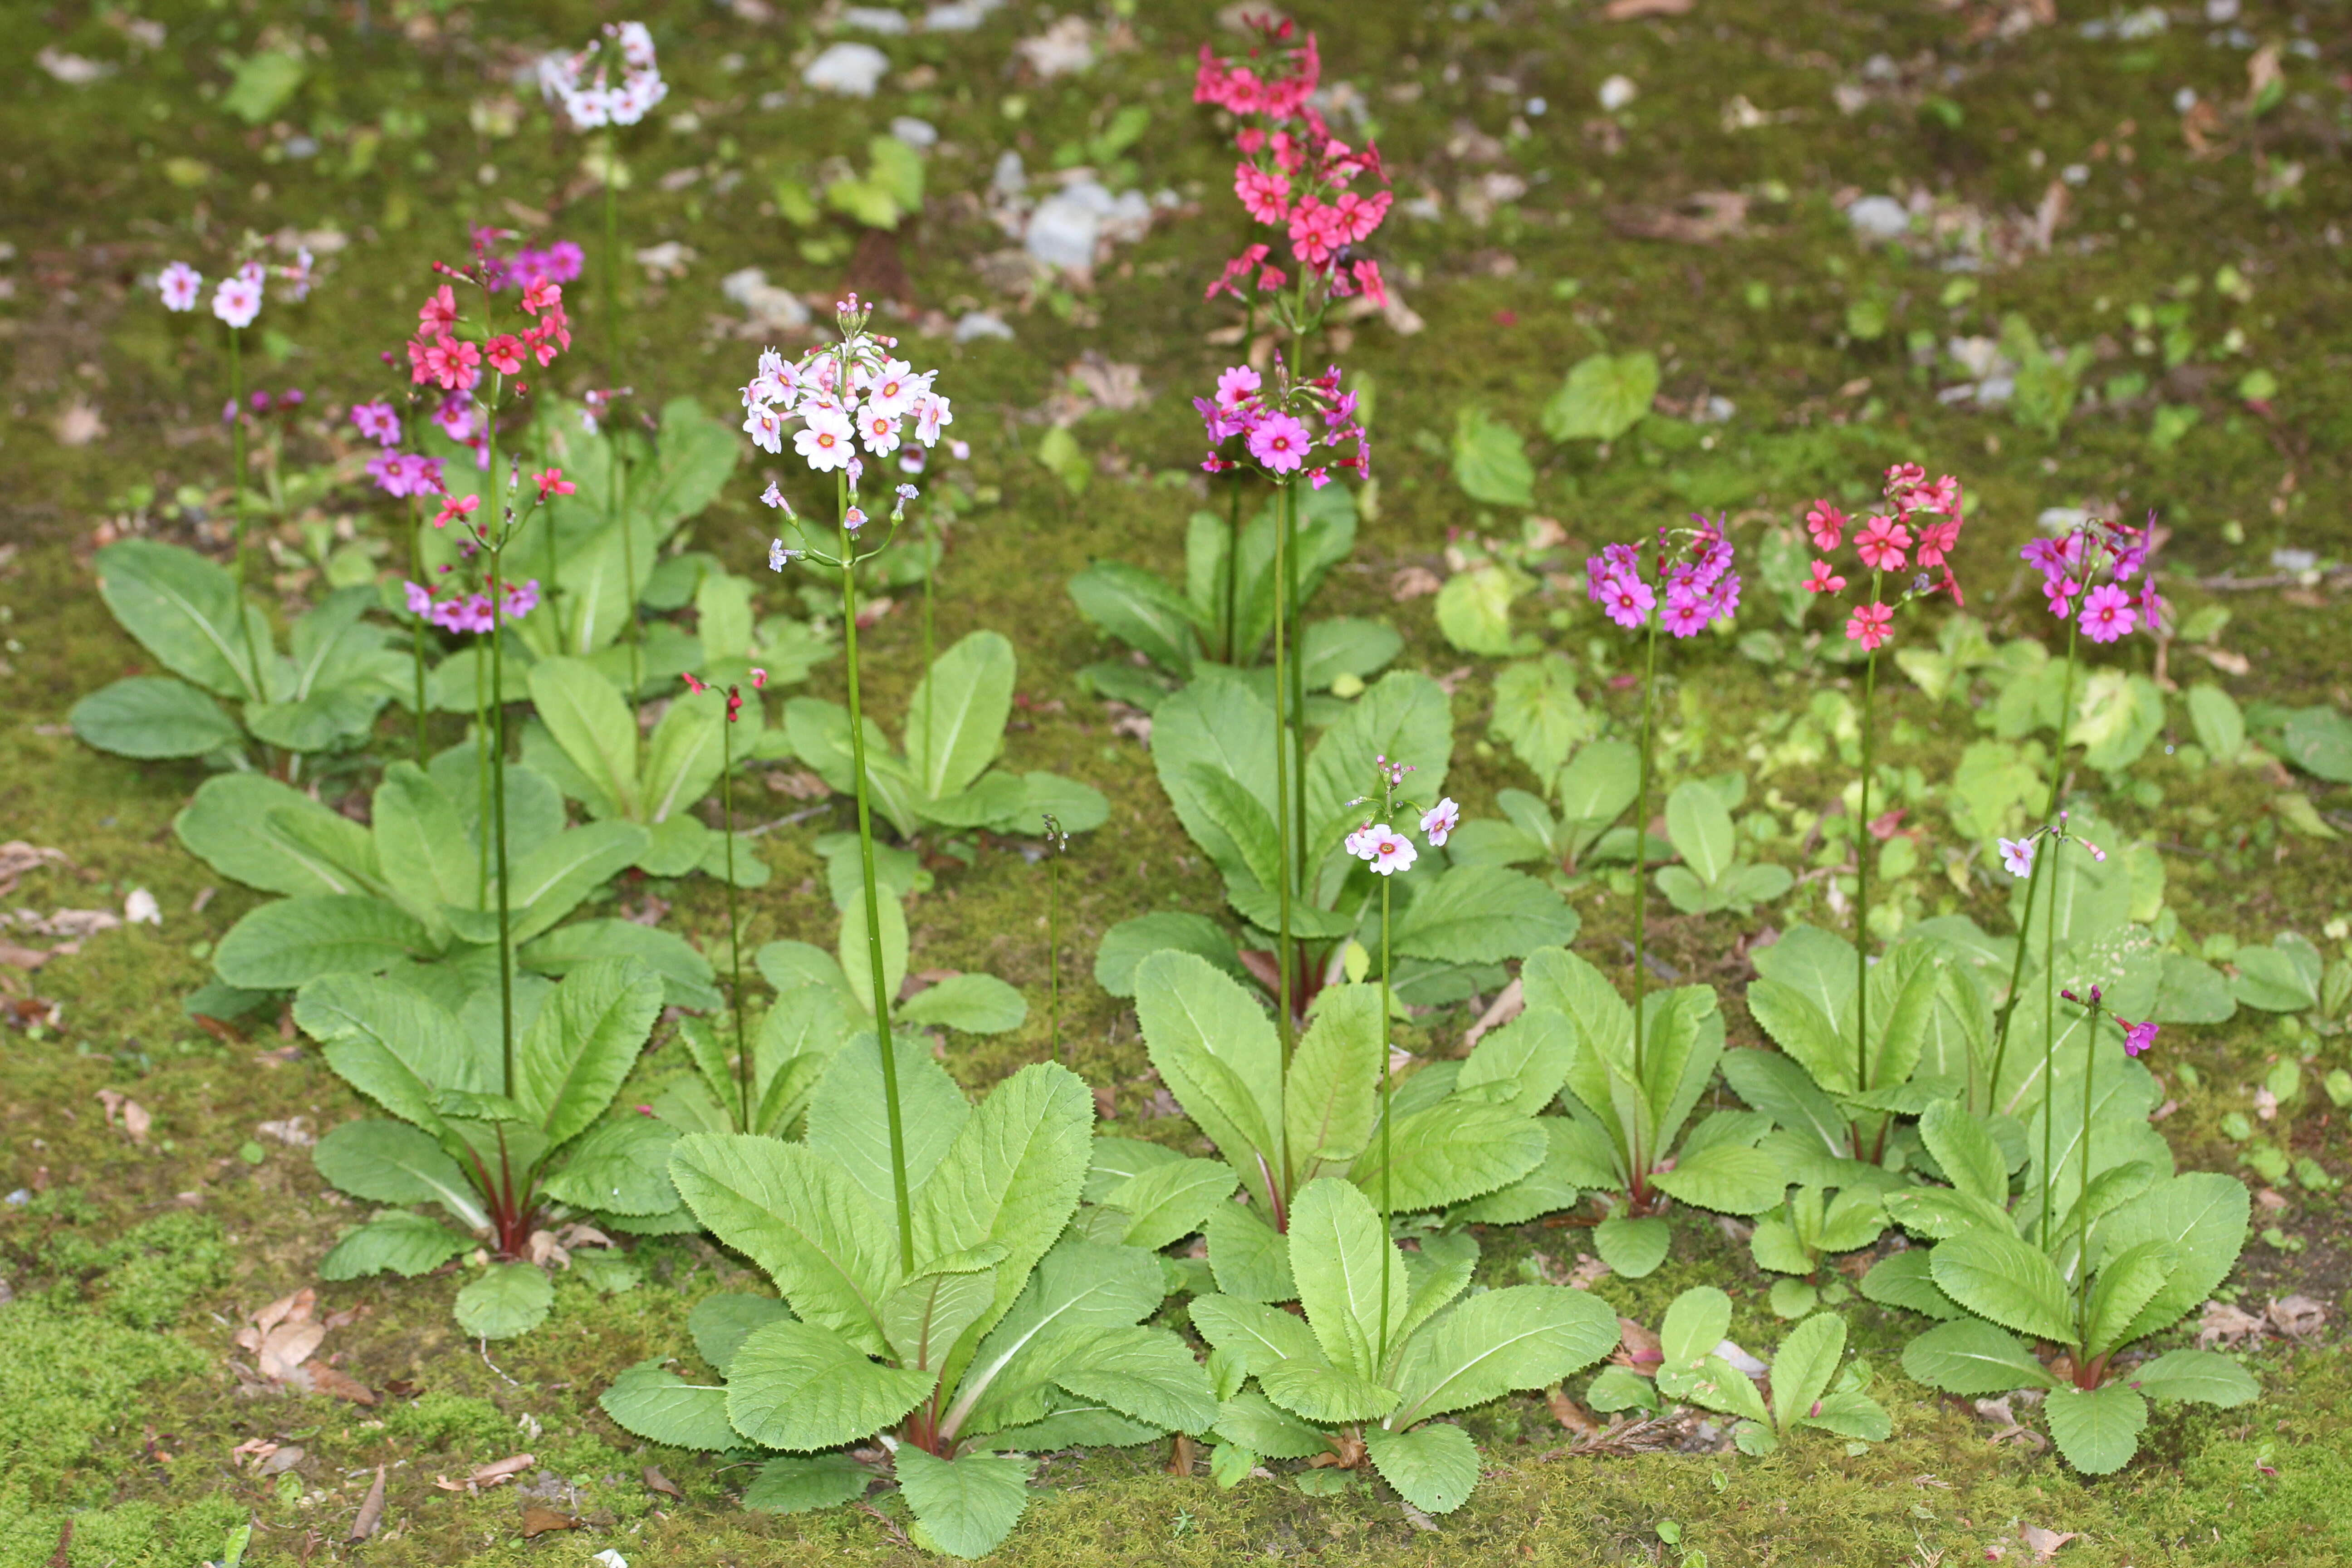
2060, 983, 2161, 1058
1194, 359, 1368, 490
1800, 463, 1966, 652
681, 667, 769, 723
2021, 513, 2163, 645
1196, 17, 1391, 310
1585, 514, 1743, 638
404, 271, 572, 395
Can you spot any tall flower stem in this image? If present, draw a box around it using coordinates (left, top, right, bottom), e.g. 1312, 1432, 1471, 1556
1376, 869, 1395, 1370
2038, 837, 2063, 1247
1628, 606, 1661, 1192
1284, 482, 1307, 947
473, 635, 491, 900
721, 705, 750, 1131
1047, 826, 1063, 1064
2073, 992, 2100, 1337
225, 326, 265, 700
1853, 567, 1884, 1149
921, 510, 936, 759
601, 127, 644, 738
602, 125, 622, 393
1269, 481, 1297, 1068
408, 495, 429, 758
485, 443, 514, 1106
838, 467, 915, 1276
1221, 482, 1245, 664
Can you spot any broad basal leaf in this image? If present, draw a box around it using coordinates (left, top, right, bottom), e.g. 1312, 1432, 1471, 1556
1387, 1285, 1618, 1426
725, 1318, 936, 1452
2127, 1348, 2259, 1408
515, 959, 663, 1147
1363, 1422, 1480, 1515
454, 1261, 554, 1340
318, 1210, 470, 1281
1287, 1177, 1406, 1383
1928, 1227, 2078, 1345
1348, 1099, 1546, 1212
218, 895, 436, 991
1136, 951, 1282, 1182
312, 1118, 485, 1228
690, 1292, 795, 1377
806, 1032, 970, 1214
1284, 983, 1382, 1172
296, 971, 476, 1132
742, 1453, 871, 1515
668, 1133, 897, 1353
1767, 1313, 1846, 1433
600, 1361, 737, 1451
1101, 1158, 1237, 1253
895, 1445, 1032, 1561
72, 676, 242, 759
1901, 1317, 2056, 1395
2043, 1381, 2147, 1475
906, 630, 1016, 802
1391, 865, 1580, 965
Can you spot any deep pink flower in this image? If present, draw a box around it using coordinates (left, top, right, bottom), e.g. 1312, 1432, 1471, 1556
1215, 365, 1261, 411
1287, 197, 1345, 267
1246, 411, 1311, 473
1235, 163, 1291, 223
2079, 583, 2137, 643
350, 402, 402, 447
534, 467, 575, 502
1350, 258, 1387, 307
1845, 601, 1894, 651
1205, 243, 1273, 303
418, 285, 458, 336
2119, 1018, 2159, 1057
1804, 501, 1846, 551
1912, 516, 1961, 568
1803, 560, 1847, 595
1599, 574, 1654, 630
417, 335, 480, 391
1855, 516, 1911, 573
1332, 188, 1391, 243
520, 278, 562, 316
433, 494, 480, 529
485, 334, 526, 376
2041, 576, 2079, 618
1660, 588, 1712, 638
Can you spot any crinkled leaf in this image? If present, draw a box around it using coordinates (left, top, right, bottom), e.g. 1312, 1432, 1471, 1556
895, 1445, 1032, 1561
667, 1132, 896, 1355
454, 1261, 554, 1340
1929, 1227, 2078, 1345
1388, 1284, 1618, 1426
600, 1360, 738, 1451
1363, 1422, 1480, 1516
318, 1210, 469, 1281
218, 895, 436, 991
1901, 1317, 2056, 1395
1858, 1249, 1962, 1320
1767, 1313, 1846, 1432
742, 1453, 871, 1514
312, 1118, 485, 1228
898, 972, 1029, 1035
1391, 865, 1580, 965
72, 676, 243, 759
524, 657, 639, 819
515, 959, 662, 1147
690, 1293, 795, 1377
1651, 1141, 1786, 1216
2043, 1381, 2147, 1475
1287, 1177, 1406, 1383
1102, 1158, 1238, 1252
725, 1318, 936, 1452
2127, 1348, 2259, 1407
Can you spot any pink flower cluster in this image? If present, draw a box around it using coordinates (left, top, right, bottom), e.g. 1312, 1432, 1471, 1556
1800, 464, 1966, 652
2020, 514, 2163, 645
477, 233, 586, 294
403, 576, 539, 634
366, 451, 446, 499
1193, 360, 1369, 490
1196, 18, 1391, 308
538, 20, 666, 131
740, 296, 952, 477
403, 274, 571, 394
1585, 515, 1743, 638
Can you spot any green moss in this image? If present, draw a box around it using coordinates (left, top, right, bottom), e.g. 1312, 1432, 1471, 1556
379, 1391, 519, 1458
0, 1298, 207, 1504
93, 1212, 233, 1331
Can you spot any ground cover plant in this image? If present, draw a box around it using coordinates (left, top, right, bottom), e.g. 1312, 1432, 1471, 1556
5, 1, 2352, 1566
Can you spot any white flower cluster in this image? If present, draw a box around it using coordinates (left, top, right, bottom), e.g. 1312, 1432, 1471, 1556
1342, 797, 1458, 877
740, 298, 954, 477
539, 20, 667, 131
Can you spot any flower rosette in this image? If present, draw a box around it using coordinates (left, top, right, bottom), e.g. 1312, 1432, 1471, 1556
1797, 463, 1966, 653
1192, 358, 1369, 492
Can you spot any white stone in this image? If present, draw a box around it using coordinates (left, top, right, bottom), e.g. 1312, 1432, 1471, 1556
1845, 195, 1910, 241
1597, 74, 1637, 112
803, 42, 889, 97
954, 311, 1014, 343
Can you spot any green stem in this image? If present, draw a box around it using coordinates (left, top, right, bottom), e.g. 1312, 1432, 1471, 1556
1270, 482, 1296, 1073
1284, 480, 1306, 953
409, 495, 429, 760
1377, 869, 1394, 1372
722, 708, 749, 1131
2038, 832, 2063, 1248
603, 124, 621, 392
1222, 482, 1244, 665
226, 328, 265, 701
921, 510, 935, 769
839, 466, 914, 1276
474, 634, 490, 902
485, 382, 513, 1099
2075, 992, 2099, 1338
1629, 607, 1660, 1192
1855, 568, 1883, 1147
1048, 849, 1062, 1064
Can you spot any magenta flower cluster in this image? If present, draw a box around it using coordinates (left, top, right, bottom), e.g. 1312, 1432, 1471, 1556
2021, 513, 2163, 645
1194, 360, 1368, 490
402, 576, 539, 635
1585, 514, 1743, 638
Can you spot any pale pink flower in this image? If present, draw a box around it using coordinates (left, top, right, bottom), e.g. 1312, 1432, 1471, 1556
913, 393, 953, 446
794, 406, 856, 471
211, 274, 262, 329
158, 261, 202, 312
1362, 825, 1417, 876
1419, 798, 1459, 847
859, 408, 903, 456
864, 359, 922, 419
1998, 837, 2035, 878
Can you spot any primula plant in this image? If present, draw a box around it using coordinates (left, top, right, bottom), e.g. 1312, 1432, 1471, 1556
605, 1052, 1218, 1558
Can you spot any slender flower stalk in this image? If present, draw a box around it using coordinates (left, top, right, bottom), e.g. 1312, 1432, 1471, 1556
2053, 983, 2159, 1342
224, 324, 264, 699
1043, 814, 1070, 1063
685, 667, 767, 1129
1269, 485, 1297, 1063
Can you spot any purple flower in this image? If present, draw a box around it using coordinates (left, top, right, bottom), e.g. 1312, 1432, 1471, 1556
351, 401, 402, 447
1598, 573, 1654, 630
2119, 1018, 2158, 1057
1659, 587, 1711, 639
1998, 837, 2035, 878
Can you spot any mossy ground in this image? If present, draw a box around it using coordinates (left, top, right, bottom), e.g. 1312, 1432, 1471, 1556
2, 0, 2348, 1563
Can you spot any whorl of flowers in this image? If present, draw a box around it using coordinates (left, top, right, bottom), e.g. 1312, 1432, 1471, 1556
401, 240, 574, 398
1339, 755, 1453, 878
1196, 16, 1390, 310
475, 230, 587, 295
157, 251, 316, 323
539, 20, 667, 131
741, 295, 953, 481
402, 575, 539, 635
1193, 357, 1368, 490
1798, 463, 1965, 652
1584, 514, 1744, 639
2019, 511, 2164, 646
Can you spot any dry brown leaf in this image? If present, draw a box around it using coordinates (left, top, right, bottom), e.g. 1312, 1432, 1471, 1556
2021, 1524, 2079, 1562
558, 1223, 614, 1250
2267, 1294, 2326, 1339
1603, 0, 1693, 16
434, 1453, 535, 1493
350, 1465, 388, 1541
231, 1438, 279, 1467
2031, 179, 2069, 253
258, 1321, 327, 1382
258, 1444, 306, 1477
0, 943, 51, 971
1545, 1384, 1603, 1438
525, 1230, 570, 1270
765, 769, 830, 801
1399, 1499, 1440, 1533
1615, 1316, 1662, 1369
643, 1465, 682, 1499
519, 1506, 582, 1538
1166, 1431, 1196, 1476
1608, 191, 1748, 245
2197, 1298, 2265, 1349
1567, 1254, 1612, 1290
95, 1089, 152, 1143
254, 1288, 317, 1336
308, 1364, 377, 1406
1091, 1083, 1118, 1122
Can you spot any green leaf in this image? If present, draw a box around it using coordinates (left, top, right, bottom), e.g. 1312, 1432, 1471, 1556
907, 630, 1015, 801
1919, 1099, 2010, 1210
1458, 1008, 1575, 1121
1257, 1358, 1401, 1424
690, 1293, 794, 1376
1450, 1116, 1607, 1225
2279, 705, 2352, 784
455, 1262, 554, 1340
1043, 1325, 1219, 1434
1349, 1098, 1546, 1212
93, 540, 267, 700
1930, 1227, 2078, 1345
312, 1119, 485, 1228
742, 1453, 871, 1514
897, 973, 1029, 1036
2127, 1348, 2259, 1408
1299, 616, 1402, 691
883, 1259, 1003, 1373
1189, 1294, 1323, 1374
2044, 1382, 2147, 1475
2150, 954, 2237, 1025
1540, 351, 1661, 443
1553, 741, 1641, 850
1136, 951, 1281, 1190
1034, 424, 1090, 496
1490, 656, 1592, 785
599, 1361, 738, 1450
1205, 1202, 1294, 1301
369, 764, 474, 937
1900, 1317, 2056, 1395
2234, 943, 2320, 1012
1745, 978, 1855, 1097
1363, 1422, 1480, 1515
725, 1318, 937, 1452
1396, 1235, 1480, 1344
71, 677, 242, 759
2095, 1172, 2249, 1346
1390, 1284, 1618, 1425
1767, 1313, 1846, 1432
177, 774, 379, 897
643, 686, 736, 829
896, 1445, 1033, 1560
541, 1117, 681, 1216
522, 918, 721, 1013
667, 1133, 897, 1355
2186, 683, 2245, 762
1651, 1142, 1786, 1216
1392, 865, 1580, 964
1068, 562, 1203, 675
1102, 1158, 1238, 1252
1284, 984, 1383, 1171
1858, 1250, 1962, 1320
1591, 1214, 1671, 1278
944, 1237, 1167, 1439
2083, 1240, 2178, 1358
514, 960, 662, 1147
492, 820, 650, 946
1287, 1178, 1407, 1383
296, 972, 476, 1133
836, 891, 911, 1022
1749, 1216, 1813, 1276
1450, 407, 1536, 508
1689, 1355, 1772, 1426
1796, 1387, 1891, 1442
1434, 565, 1534, 657
1092, 913, 1247, 997
1665, 781, 1738, 886
1212, 1387, 1333, 1460
221, 49, 306, 123
318, 1210, 469, 1281
217, 895, 435, 990
1658, 1286, 1732, 1380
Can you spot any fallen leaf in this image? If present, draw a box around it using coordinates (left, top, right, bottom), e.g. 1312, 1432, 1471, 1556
2267, 1294, 2326, 1338
2253, 1085, 2279, 1121
254, 1288, 318, 1337
95, 1089, 152, 1143
1567, 1254, 1612, 1290
764, 769, 830, 801
259, 1444, 306, 1477
2195, 645, 2251, 676
1460, 978, 1525, 1053
433, 1453, 535, 1493
231, 1438, 279, 1467
642, 1466, 681, 1500
1167, 1431, 1195, 1476
0, 943, 52, 971
1432, 666, 1473, 696
1091, 1083, 1118, 1122
1608, 191, 1749, 245
1615, 1316, 1662, 1369
308, 1364, 377, 1406
2197, 1298, 2265, 1349
1399, 1499, 1440, 1533
350, 1465, 387, 1541
1603, 0, 1693, 16
1546, 1384, 1603, 1437
525, 1230, 570, 1270
520, 1506, 582, 1538
2020, 1524, 2079, 1562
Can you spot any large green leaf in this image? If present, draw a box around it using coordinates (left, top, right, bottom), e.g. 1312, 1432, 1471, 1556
296, 972, 477, 1132
1919, 1099, 2010, 1210
1658, 1286, 1732, 1383
2127, 1348, 2259, 1408
667, 1133, 897, 1354
541, 1117, 682, 1215
1456, 1007, 1574, 1121
690, 1293, 795, 1377
1091, 912, 1247, 997
514, 959, 662, 1147
371, 764, 476, 936
491, 820, 650, 946
1434, 564, 1533, 657
1450, 407, 1535, 508
1212, 1386, 1334, 1460
454, 1261, 554, 1340
1541, 350, 1661, 442
838, 891, 911, 1020
311, 1118, 485, 1228
1041, 1325, 1218, 1435
1348, 1099, 1546, 1212
2043, 1382, 2147, 1475
1150, 671, 1278, 883
1388, 1284, 1618, 1425
177, 774, 380, 897
2083, 1241, 2178, 1358
528, 657, 639, 818
1188, 1294, 1322, 1373
742, 1454, 870, 1514
907, 630, 1015, 802
895, 1446, 1033, 1561
1745, 977, 1855, 1097
1257, 1358, 1401, 1424
521, 918, 721, 1012
1650, 1142, 1785, 1217
1553, 741, 1641, 849
1719, 1050, 1850, 1158
643, 686, 730, 824
1101, 1158, 1238, 1252
1362, 1422, 1479, 1515
1068, 561, 1203, 675
216, 895, 434, 990
1284, 984, 1383, 1173
1900, 1317, 2055, 1396
599, 1361, 737, 1451
1490, 655, 1592, 785
1929, 1227, 2078, 1345
1858, 1250, 1963, 1320
93, 539, 269, 700
1304, 671, 1455, 896
1205, 1202, 1294, 1301
1665, 781, 1738, 887
946, 1237, 1168, 1439
1287, 1178, 1406, 1383
806, 1033, 971, 1216
1391, 865, 1580, 964
725, 1318, 936, 1452
1136, 951, 1282, 1190
1590, 1213, 1671, 1278
2094, 1172, 2249, 1346
1449, 1116, 1611, 1225
898, 973, 1029, 1035
1767, 1313, 1847, 1433
882, 1258, 1003, 1373
71, 676, 243, 759
1183, 762, 1284, 895
318, 1210, 470, 1281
